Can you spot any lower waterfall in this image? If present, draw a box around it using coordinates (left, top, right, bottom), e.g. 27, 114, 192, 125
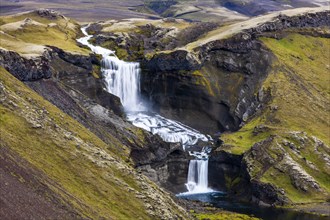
78, 26, 213, 194
186, 160, 209, 193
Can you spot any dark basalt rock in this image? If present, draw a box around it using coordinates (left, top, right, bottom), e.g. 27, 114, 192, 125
46, 47, 124, 117
35, 9, 66, 20
0, 49, 52, 81
86, 23, 103, 35
141, 38, 272, 133
47, 46, 96, 71
250, 180, 288, 206
247, 11, 330, 37
145, 50, 200, 72
209, 150, 242, 191
134, 144, 189, 193
0, 47, 124, 117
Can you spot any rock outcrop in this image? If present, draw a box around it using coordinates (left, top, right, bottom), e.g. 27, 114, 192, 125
35, 8, 66, 20
0, 46, 125, 116
0, 49, 52, 81
141, 32, 273, 133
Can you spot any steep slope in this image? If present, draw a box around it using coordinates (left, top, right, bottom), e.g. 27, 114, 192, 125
221, 33, 330, 204
0, 66, 189, 219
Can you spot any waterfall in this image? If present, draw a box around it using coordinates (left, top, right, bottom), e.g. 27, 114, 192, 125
185, 160, 209, 193
77, 26, 213, 194
182, 147, 213, 194
102, 57, 142, 111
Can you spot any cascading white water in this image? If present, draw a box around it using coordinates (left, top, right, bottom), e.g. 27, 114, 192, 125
182, 147, 213, 194
102, 57, 142, 111
77, 26, 213, 194
185, 160, 209, 193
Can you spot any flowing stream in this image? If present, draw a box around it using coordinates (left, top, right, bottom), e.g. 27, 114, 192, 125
77, 26, 213, 194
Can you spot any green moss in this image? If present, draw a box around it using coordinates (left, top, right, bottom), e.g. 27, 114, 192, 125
223, 34, 330, 153
220, 33, 330, 203
221, 117, 272, 155
261, 167, 324, 203
91, 65, 101, 78
116, 48, 129, 60
192, 69, 216, 96
193, 211, 260, 220
289, 145, 330, 193
260, 34, 330, 144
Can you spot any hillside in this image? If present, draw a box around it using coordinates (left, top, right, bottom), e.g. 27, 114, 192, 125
222, 33, 330, 204
0, 66, 190, 219
0, 9, 89, 57
1, 0, 329, 22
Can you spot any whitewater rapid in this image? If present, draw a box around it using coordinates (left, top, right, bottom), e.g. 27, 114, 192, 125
77, 26, 213, 194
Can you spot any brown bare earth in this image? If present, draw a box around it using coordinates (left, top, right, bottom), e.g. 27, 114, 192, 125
0, 146, 85, 220
0, 0, 159, 22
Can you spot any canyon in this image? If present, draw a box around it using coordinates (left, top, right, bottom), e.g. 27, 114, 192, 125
0, 3, 329, 220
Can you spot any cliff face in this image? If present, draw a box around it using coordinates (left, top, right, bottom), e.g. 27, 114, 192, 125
141, 40, 273, 134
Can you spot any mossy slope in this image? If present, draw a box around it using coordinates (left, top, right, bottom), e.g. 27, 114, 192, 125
0, 10, 89, 56
221, 33, 330, 203
0, 67, 188, 219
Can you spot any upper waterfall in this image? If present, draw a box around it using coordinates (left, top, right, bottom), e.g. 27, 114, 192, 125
102, 56, 143, 111
78, 26, 145, 111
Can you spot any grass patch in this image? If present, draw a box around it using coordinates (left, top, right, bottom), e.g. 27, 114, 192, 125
261, 167, 325, 203
193, 211, 260, 220
0, 11, 89, 56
